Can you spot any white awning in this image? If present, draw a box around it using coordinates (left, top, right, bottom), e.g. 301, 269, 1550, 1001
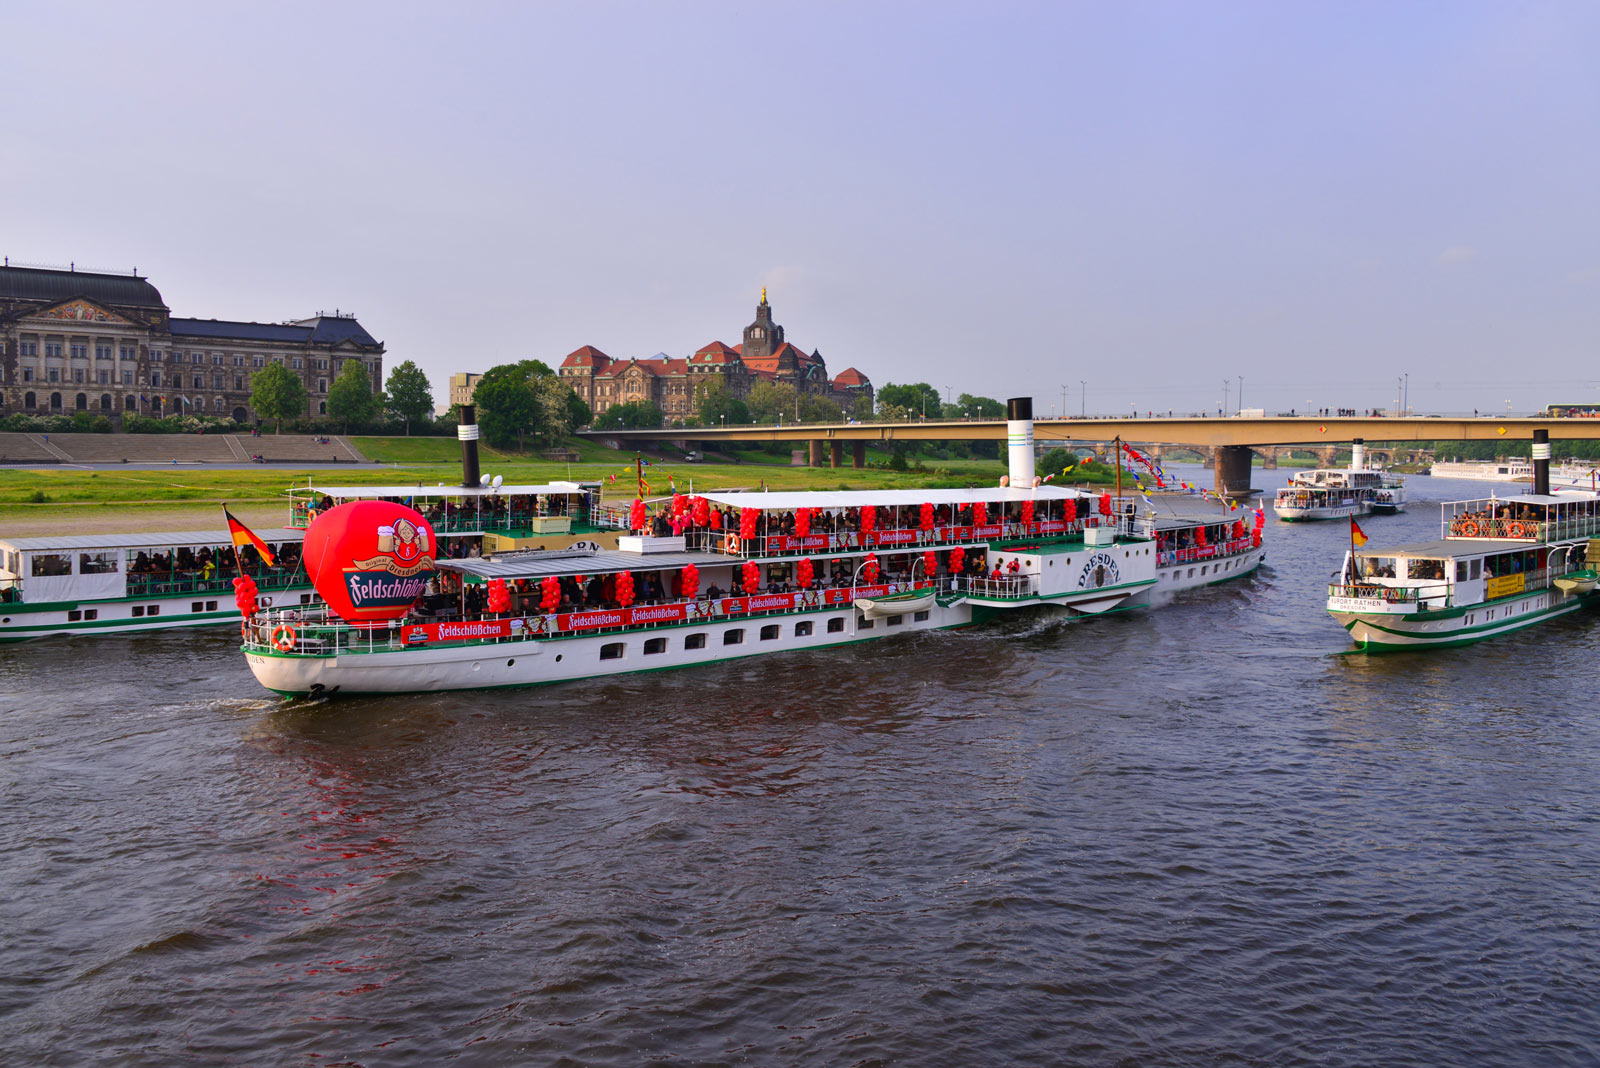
299, 482, 592, 499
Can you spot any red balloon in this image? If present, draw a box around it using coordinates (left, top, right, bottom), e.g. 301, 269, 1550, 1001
304, 500, 437, 624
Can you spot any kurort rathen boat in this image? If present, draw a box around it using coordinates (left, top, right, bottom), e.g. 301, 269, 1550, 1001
240, 400, 1268, 697
1327, 431, 1600, 650
1273, 439, 1406, 522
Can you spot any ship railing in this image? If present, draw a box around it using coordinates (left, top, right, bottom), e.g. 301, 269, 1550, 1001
682, 520, 1099, 558
1444, 514, 1600, 541
126, 562, 308, 598
954, 574, 1040, 600
1327, 582, 1451, 607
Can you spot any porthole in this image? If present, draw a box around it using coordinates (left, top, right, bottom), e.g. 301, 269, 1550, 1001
555, 653, 563, 662
506, 659, 515, 667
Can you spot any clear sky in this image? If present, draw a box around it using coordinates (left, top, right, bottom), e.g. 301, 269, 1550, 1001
5, 1, 1597, 416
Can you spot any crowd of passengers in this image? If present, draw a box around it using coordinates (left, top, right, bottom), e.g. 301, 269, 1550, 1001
641, 501, 1078, 540
303, 493, 585, 527
129, 541, 304, 584
1447, 498, 1600, 537
405, 551, 1000, 620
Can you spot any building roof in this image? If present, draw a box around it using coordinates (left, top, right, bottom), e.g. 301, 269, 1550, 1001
0, 265, 167, 309
561, 345, 613, 370
300, 315, 380, 347
170, 318, 314, 343
692, 341, 741, 364
832, 366, 870, 386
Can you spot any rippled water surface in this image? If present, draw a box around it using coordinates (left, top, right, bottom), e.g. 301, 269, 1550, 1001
3, 471, 1598, 1067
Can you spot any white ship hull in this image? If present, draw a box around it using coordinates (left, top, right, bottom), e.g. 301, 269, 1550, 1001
1154, 547, 1266, 590
1274, 500, 1371, 521
1330, 588, 1587, 650
0, 586, 314, 642
1428, 461, 1533, 482
246, 601, 971, 695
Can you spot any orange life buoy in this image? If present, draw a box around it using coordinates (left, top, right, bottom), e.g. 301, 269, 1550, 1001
724, 533, 741, 554
1459, 520, 1479, 537
1508, 521, 1528, 538
271, 624, 297, 652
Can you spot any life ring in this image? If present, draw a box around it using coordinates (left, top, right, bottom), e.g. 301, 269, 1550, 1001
1508, 521, 1528, 538
271, 624, 297, 652
1459, 520, 1479, 537
724, 533, 741, 553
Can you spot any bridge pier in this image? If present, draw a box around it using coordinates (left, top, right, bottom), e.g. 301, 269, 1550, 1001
830, 440, 842, 468
1257, 446, 1278, 470
1215, 445, 1254, 497
1319, 445, 1339, 466
853, 441, 866, 469
809, 439, 825, 467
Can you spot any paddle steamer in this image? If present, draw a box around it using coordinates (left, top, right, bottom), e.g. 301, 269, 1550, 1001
240, 401, 1268, 696
1327, 431, 1600, 649
1273, 439, 1406, 521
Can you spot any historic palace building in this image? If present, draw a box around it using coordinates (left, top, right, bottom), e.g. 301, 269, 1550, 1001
0, 264, 383, 423
558, 291, 873, 421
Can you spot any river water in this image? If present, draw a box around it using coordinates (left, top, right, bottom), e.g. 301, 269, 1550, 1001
2, 470, 1597, 1067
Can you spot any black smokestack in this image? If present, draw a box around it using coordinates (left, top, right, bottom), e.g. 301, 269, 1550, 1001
1533, 427, 1550, 496
1007, 397, 1033, 421
459, 403, 481, 489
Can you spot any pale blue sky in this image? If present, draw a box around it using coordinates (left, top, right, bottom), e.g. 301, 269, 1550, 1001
5, 2, 1598, 415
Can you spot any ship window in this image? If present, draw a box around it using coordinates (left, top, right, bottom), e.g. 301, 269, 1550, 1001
643, 637, 666, 655
858, 617, 874, 630
1456, 561, 1468, 581
192, 602, 204, 612
1201, 566, 1208, 575
914, 610, 930, 621
132, 606, 145, 617
827, 617, 845, 633
30, 553, 71, 576
760, 624, 780, 640
685, 633, 707, 649
887, 615, 903, 627
83, 609, 97, 620
1187, 568, 1195, 578
206, 601, 217, 611
147, 605, 159, 616
723, 629, 744, 645
794, 620, 813, 637
68, 610, 82, 622
1470, 559, 1482, 579
78, 552, 117, 574
600, 642, 624, 660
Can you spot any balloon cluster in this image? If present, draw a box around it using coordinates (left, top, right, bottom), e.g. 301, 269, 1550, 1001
616, 570, 635, 608
863, 553, 880, 583
1252, 509, 1265, 548
1232, 519, 1246, 539
860, 506, 876, 533
949, 546, 966, 574
795, 508, 811, 537
973, 501, 988, 527
741, 560, 760, 592
692, 496, 710, 526
681, 563, 700, 598
487, 578, 511, 613
1020, 500, 1034, 525
1098, 493, 1112, 516
1065, 498, 1078, 521
796, 558, 814, 588
629, 498, 647, 531
920, 502, 934, 531
232, 574, 259, 616
740, 508, 758, 539
1195, 525, 1209, 547
709, 508, 724, 531
541, 576, 561, 611
923, 550, 937, 578
671, 493, 686, 518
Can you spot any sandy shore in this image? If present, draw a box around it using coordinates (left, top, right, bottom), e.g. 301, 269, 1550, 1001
0, 504, 287, 539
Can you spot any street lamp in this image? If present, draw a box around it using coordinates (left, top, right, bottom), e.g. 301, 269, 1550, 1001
1080, 380, 1086, 417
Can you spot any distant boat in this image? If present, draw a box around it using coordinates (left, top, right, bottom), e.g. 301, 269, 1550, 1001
1428, 460, 1533, 482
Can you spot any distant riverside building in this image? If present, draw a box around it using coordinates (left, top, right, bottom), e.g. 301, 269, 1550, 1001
449, 371, 483, 409
558, 291, 873, 420
0, 264, 383, 423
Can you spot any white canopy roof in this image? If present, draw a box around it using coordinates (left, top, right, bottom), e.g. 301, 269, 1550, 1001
693, 486, 1097, 511
299, 482, 591, 499
0, 529, 307, 552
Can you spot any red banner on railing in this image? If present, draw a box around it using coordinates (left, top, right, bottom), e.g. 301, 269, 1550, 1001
766, 533, 833, 552
402, 618, 513, 645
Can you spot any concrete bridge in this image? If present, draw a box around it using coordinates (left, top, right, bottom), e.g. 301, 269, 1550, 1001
582, 414, 1579, 494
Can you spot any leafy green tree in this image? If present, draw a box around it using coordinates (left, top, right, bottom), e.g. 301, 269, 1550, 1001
384, 360, 433, 435
249, 362, 308, 434
851, 394, 875, 422
696, 380, 750, 426
566, 389, 592, 429
593, 400, 663, 429
747, 380, 798, 423
876, 382, 941, 419
328, 358, 381, 433
473, 362, 538, 449
957, 393, 1004, 418
799, 393, 842, 423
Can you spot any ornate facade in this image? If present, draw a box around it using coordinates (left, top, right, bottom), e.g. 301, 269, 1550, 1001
0, 265, 382, 423
558, 292, 873, 420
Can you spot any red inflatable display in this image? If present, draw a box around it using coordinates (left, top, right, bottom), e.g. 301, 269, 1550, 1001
303, 500, 437, 624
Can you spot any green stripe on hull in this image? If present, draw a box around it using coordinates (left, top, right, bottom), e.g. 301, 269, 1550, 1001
1335, 594, 1591, 651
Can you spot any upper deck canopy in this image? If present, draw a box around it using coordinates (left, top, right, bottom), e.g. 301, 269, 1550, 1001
0, 529, 307, 553
438, 548, 727, 580
298, 482, 592, 499
693, 486, 1095, 511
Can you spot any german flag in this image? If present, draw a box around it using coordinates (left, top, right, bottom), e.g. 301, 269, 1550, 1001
1350, 516, 1369, 547
224, 507, 276, 567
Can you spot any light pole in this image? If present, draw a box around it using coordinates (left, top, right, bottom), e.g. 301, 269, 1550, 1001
1060, 384, 1067, 419
1080, 380, 1086, 418
1222, 379, 1229, 416
1238, 375, 1244, 414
